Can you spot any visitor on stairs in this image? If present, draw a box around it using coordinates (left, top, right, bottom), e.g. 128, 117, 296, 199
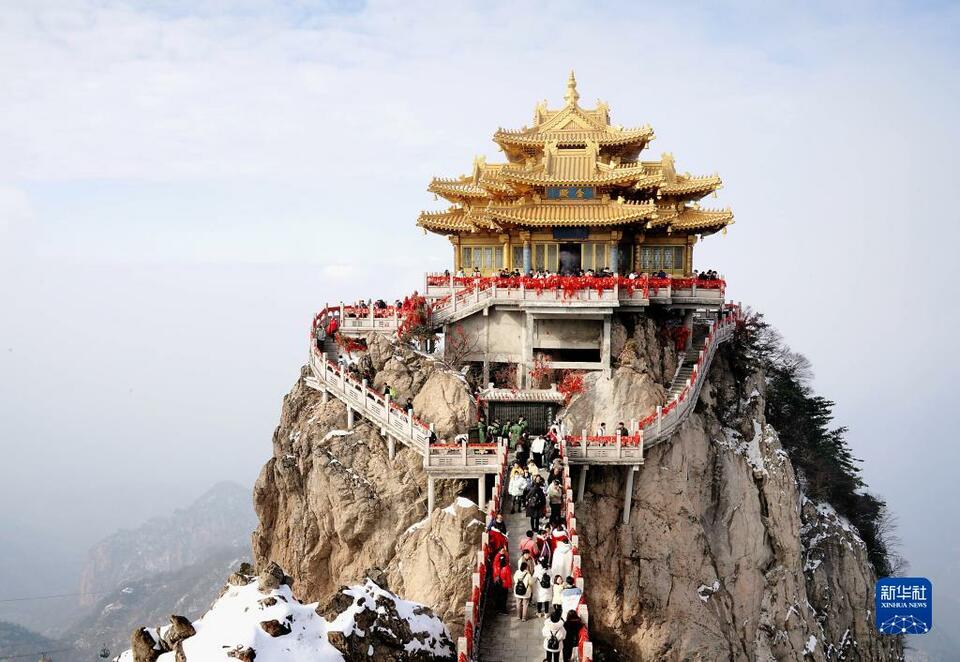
533, 557, 552, 617
487, 513, 507, 534
542, 607, 566, 662
516, 435, 529, 466
520, 530, 540, 559
494, 552, 512, 614
551, 576, 564, 612
616, 421, 629, 438
518, 549, 535, 581
549, 523, 567, 552
547, 480, 564, 524
551, 537, 573, 580
527, 457, 541, 480
530, 435, 546, 467
509, 464, 526, 514
525, 476, 546, 531
536, 528, 552, 565
562, 609, 583, 662
513, 561, 533, 622
544, 438, 559, 468
476, 417, 487, 444
596, 422, 607, 437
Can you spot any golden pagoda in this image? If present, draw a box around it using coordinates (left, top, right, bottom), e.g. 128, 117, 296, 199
418, 72, 733, 276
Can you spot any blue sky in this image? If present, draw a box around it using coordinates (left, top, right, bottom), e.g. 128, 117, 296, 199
1, 0, 959, 646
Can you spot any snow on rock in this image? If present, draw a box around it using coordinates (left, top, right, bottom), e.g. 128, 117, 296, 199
324, 579, 454, 658
442, 496, 478, 516
803, 634, 818, 655
115, 574, 453, 662
714, 421, 784, 477
697, 580, 720, 603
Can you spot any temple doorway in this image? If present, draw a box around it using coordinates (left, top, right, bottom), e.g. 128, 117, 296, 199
559, 243, 581, 274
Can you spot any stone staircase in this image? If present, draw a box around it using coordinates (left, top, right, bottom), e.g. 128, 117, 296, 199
668, 347, 702, 401
304, 348, 430, 455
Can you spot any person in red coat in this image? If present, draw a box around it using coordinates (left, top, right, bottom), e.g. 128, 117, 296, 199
494, 552, 512, 614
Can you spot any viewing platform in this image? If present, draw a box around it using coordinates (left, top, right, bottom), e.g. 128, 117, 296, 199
316, 273, 726, 339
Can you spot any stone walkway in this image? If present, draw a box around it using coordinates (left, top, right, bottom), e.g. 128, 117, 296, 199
478, 510, 547, 662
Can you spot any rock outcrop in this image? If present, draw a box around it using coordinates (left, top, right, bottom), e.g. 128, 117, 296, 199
252, 366, 482, 638
563, 317, 903, 660
565, 316, 677, 434
118, 571, 454, 661
365, 333, 477, 439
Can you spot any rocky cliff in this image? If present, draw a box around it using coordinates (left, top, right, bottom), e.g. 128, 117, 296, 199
250, 317, 901, 660
116, 566, 455, 661
565, 315, 903, 660
252, 337, 482, 640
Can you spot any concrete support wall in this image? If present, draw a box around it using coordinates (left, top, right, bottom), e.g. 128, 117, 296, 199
622, 465, 637, 524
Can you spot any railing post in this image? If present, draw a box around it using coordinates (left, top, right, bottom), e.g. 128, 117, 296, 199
384, 393, 391, 425
616, 431, 622, 458
425, 425, 432, 468
361, 379, 369, 411
656, 406, 662, 436
408, 408, 414, 439
581, 428, 587, 457
640, 428, 645, 462
462, 437, 468, 465
339, 301, 344, 320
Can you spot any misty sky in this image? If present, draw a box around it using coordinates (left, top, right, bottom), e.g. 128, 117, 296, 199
1, 0, 959, 637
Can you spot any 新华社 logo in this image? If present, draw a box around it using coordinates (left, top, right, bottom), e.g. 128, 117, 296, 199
875, 577, 932, 634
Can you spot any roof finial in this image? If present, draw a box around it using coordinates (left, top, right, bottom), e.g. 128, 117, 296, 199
564, 70, 579, 107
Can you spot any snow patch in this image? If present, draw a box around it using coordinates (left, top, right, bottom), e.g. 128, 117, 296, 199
697, 580, 720, 602
116, 577, 452, 662
803, 634, 818, 655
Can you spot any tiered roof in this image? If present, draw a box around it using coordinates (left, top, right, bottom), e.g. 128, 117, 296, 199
418, 72, 733, 237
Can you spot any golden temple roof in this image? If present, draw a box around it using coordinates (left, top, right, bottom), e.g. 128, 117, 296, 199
651, 205, 734, 234
417, 73, 733, 237
417, 208, 469, 232
428, 177, 489, 201
484, 198, 658, 228
494, 72, 654, 158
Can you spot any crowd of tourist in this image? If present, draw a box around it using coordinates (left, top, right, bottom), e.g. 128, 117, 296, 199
440, 267, 723, 282
481, 419, 585, 660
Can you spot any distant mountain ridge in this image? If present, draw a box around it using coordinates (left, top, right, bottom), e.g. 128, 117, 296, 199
77, 481, 255, 607
0, 620, 62, 658
67, 548, 246, 660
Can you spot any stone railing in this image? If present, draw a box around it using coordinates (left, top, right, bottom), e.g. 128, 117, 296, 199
311, 275, 726, 339
457, 444, 509, 662
560, 440, 593, 661
306, 346, 431, 454
308, 329, 506, 474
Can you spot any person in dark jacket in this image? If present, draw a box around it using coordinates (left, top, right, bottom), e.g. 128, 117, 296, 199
487, 513, 507, 534
562, 609, 583, 661
525, 476, 546, 531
